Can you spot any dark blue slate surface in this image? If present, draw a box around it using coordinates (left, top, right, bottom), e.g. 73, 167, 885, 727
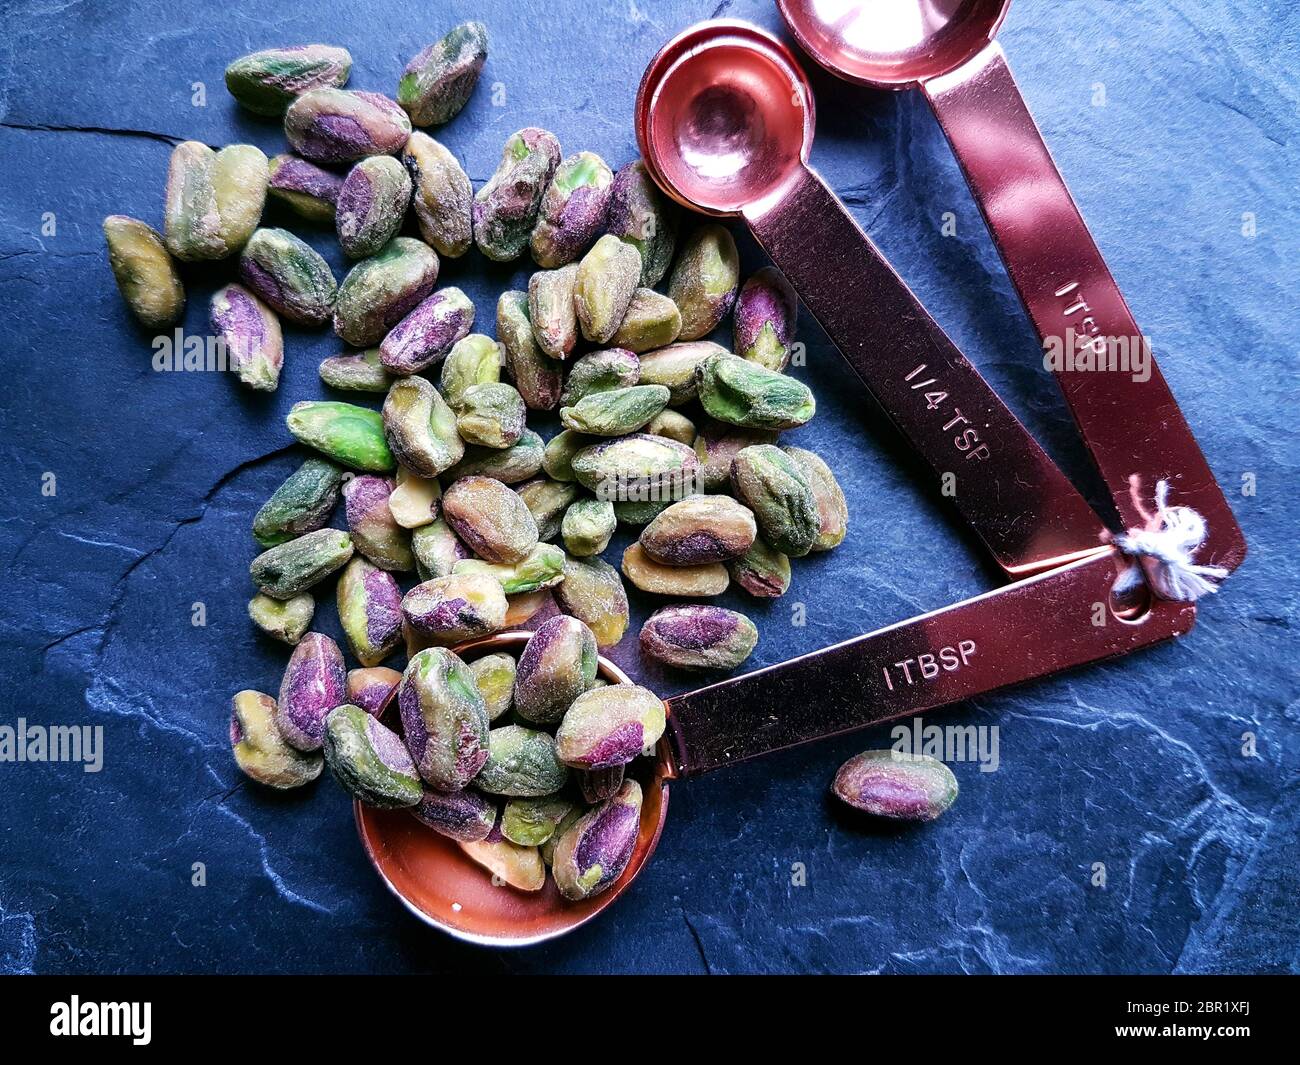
0, 0, 1295, 974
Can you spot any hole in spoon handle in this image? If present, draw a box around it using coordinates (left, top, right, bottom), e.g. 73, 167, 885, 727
922, 43, 1245, 574
743, 163, 1106, 577
665, 550, 1192, 778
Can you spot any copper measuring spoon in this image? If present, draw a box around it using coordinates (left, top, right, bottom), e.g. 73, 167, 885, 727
633, 19, 1105, 578
357, 551, 1192, 946
776, 0, 1246, 574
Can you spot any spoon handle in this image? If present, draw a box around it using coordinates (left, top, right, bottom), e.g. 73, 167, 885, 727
923, 42, 1245, 573
744, 164, 1106, 577
665, 549, 1192, 778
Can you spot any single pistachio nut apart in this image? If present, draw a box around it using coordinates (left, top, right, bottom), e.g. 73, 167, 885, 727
553, 554, 629, 647
513, 615, 598, 724
402, 131, 473, 257
163, 142, 269, 262
514, 477, 580, 542
379, 285, 474, 375
225, 44, 352, 116
606, 160, 678, 286
531, 151, 615, 268
252, 457, 344, 547
336, 155, 413, 259
622, 542, 729, 597
783, 447, 848, 551
735, 267, 798, 372
411, 519, 470, 581
238, 227, 337, 326
324, 704, 422, 808
559, 347, 640, 407
467, 653, 516, 722
638, 340, 728, 406
102, 216, 185, 329
555, 687, 665, 771
552, 779, 643, 901
832, 751, 959, 822
693, 418, 778, 492
401, 572, 508, 644
459, 838, 546, 891
268, 153, 344, 223
337, 555, 404, 665
248, 592, 315, 645
346, 666, 402, 716
210, 282, 284, 392
440, 333, 503, 411
640, 605, 758, 671
388, 466, 442, 529
668, 223, 740, 340
287, 401, 396, 472
413, 786, 497, 842
250, 528, 354, 599
640, 495, 756, 566
319, 348, 392, 392
645, 409, 696, 446
382, 375, 464, 478
276, 632, 347, 751
502, 796, 575, 847
574, 234, 642, 344
473, 127, 561, 262
398, 647, 490, 790
443, 475, 538, 562
474, 724, 569, 797
453, 543, 565, 596
398, 20, 488, 127
456, 382, 527, 449
231, 690, 323, 788
334, 236, 440, 347
697, 353, 815, 431
497, 290, 562, 410
730, 444, 820, 557
285, 88, 411, 165
562, 498, 616, 557
527, 264, 580, 359
610, 288, 682, 353
447, 428, 544, 484
729, 537, 792, 598
560, 383, 670, 437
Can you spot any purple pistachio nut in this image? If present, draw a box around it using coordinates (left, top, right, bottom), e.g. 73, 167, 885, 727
782, 446, 848, 551
401, 572, 509, 645
610, 288, 682, 353
640, 604, 758, 672
164, 142, 269, 262
336, 155, 413, 259
622, 542, 729, 597
402, 132, 473, 257
531, 151, 615, 268
514, 477, 580, 542
248, 592, 315, 646
397, 20, 488, 127
238, 227, 337, 327
513, 615, 599, 724
577, 764, 624, 804
497, 290, 563, 411
102, 215, 185, 329
443, 475, 539, 563
832, 751, 959, 822
410, 518, 470, 581
528, 264, 580, 359
337, 556, 404, 666
334, 236, 440, 347
729, 537, 792, 599
570, 433, 699, 503
553, 555, 629, 648
324, 703, 422, 808
379, 286, 474, 375
474, 725, 569, 797
456, 382, 527, 450
473, 127, 561, 262
667, 223, 740, 341
459, 837, 546, 891
640, 495, 757, 565
734, 267, 798, 372
252, 457, 344, 548
606, 160, 679, 286
210, 283, 284, 392
342, 475, 414, 571
382, 375, 464, 479
730, 444, 820, 557
638, 340, 728, 406
250, 528, 354, 599
574, 234, 642, 344
559, 347, 641, 407
412, 786, 497, 842
552, 778, 643, 901
275, 632, 347, 752
346, 666, 402, 716
268, 153, 345, 224
468, 652, 516, 722
692, 418, 777, 492
554, 685, 666, 771
398, 646, 490, 790
230, 690, 323, 788
225, 44, 352, 116
284, 88, 411, 165
447, 428, 544, 484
